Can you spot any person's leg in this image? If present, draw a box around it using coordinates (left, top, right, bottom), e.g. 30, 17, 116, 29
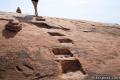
32, 1, 38, 16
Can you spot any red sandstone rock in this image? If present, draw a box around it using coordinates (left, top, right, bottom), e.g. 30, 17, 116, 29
0, 12, 120, 80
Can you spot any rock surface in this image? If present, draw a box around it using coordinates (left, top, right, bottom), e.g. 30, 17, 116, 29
0, 12, 120, 80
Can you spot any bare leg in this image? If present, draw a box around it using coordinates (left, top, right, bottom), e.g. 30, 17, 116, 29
32, 1, 38, 16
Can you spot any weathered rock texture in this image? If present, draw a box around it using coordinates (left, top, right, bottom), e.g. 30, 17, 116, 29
0, 12, 120, 80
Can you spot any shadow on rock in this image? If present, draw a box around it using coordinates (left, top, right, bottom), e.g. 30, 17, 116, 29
2, 29, 17, 39
14, 15, 34, 22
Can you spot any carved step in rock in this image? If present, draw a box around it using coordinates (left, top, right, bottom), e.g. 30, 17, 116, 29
58, 38, 73, 44
48, 32, 65, 36
5, 20, 22, 32
55, 55, 76, 61
31, 21, 60, 29
60, 59, 86, 75
35, 16, 45, 21
52, 48, 73, 57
